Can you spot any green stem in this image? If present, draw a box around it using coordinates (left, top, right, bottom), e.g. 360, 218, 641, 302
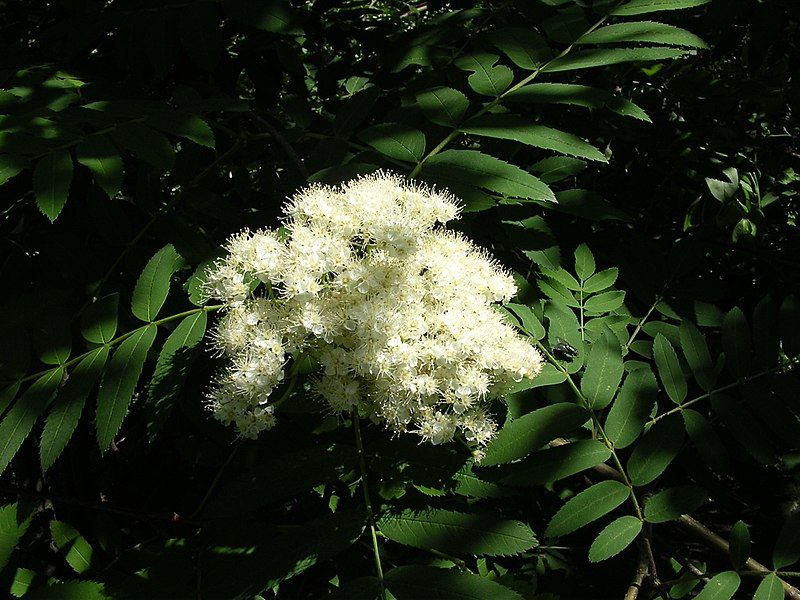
352, 408, 386, 599
533, 341, 644, 521
15, 305, 223, 385
408, 9, 616, 179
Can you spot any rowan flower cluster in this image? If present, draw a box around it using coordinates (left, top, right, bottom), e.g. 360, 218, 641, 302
203, 173, 543, 445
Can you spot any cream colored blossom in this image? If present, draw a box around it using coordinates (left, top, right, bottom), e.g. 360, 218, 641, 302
203, 172, 543, 445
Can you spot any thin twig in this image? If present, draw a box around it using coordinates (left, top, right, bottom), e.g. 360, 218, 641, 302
253, 115, 309, 178
624, 545, 649, 600
352, 409, 386, 599
189, 442, 241, 520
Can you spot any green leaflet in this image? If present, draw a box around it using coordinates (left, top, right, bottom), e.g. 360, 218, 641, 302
40, 346, 109, 472
358, 123, 426, 163
423, 150, 555, 203
574, 243, 595, 280
0, 503, 34, 571
131, 245, 186, 322
461, 115, 607, 162
147, 112, 215, 148
584, 290, 626, 313
652, 333, 687, 404
0, 154, 28, 186
506, 82, 651, 121
682, 409, 729, 473
33, 150, 73, 222
385, 566, 524, 600
610, 0, 712, 16
679, 319, 715, 391
693, 571, 740, 600
76, 135, 124, 198
577, 21, 708, 48
95, 325, 158, 453
728, 520, 750, 570
501, 440, 612, 486
583, 268, 619, 293
503, 302, 546, 339
773, 513, 800, 570
481, 403, 588, 466
754, 573, 784, 600
377, 508, 537, 557
588, 515, 641, 562
545, 481, 630, 538
722, 307, 751, 377
416, 87, 469, 128
711, 394, 775, 465
627, 414, 684, 486
50, 520, 94, 573
531, 156, 587, 183
643, 485, 706, 523
454, 53, 513, 97
111, 122, 175, 170
604, 367, 657, 448
580, 329, 624, 409
543, 47, 692, 72
146, 311, 207, 439
486, 27, 552, 70
0, 368, 64, 476
80, 293, 119, 344
0, 381, 21, 417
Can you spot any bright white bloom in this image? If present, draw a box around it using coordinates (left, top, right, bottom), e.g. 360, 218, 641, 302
203, 172, 543, 445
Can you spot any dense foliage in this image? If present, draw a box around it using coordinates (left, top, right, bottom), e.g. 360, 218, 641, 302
1, 0, 799, 598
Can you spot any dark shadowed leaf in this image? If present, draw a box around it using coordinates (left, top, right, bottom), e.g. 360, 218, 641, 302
40, 347, 108, 472
728, 520, 750, 570
644, 485, 706, 523
722, 307, 751, 378
76, 135, 124, 198
627, 414, 684, 486
0, 368, 63, 476
386, 566, 524, 600
679, 319, 715, 391
501, 440, 612, 486
605, 367, 658, 448
482, 403, 588, 466
33, 150, 73, 222
146, 311, 207, 439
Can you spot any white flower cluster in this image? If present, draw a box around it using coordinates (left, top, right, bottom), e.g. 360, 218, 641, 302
203, 173, 543, 444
